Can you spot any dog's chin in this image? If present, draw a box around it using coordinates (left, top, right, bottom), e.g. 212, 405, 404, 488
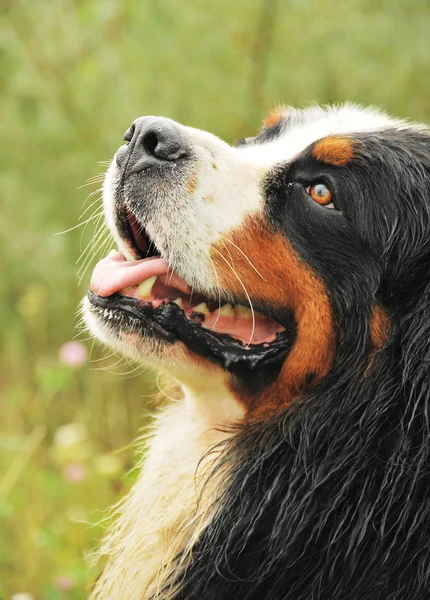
84, 286, 296, 384
82, 295, 223, 383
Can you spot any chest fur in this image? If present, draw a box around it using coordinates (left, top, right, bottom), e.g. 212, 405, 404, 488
91, 401, 235, 600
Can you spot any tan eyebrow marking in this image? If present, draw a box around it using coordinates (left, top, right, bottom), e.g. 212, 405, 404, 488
312, 136, 355, 166
263, 105, 287, 129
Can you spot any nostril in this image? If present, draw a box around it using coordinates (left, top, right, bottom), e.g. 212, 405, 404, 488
125, 117, 189, 170
141, 128, 187, 162
124, 124, 135, 143
142, 131, 159, 157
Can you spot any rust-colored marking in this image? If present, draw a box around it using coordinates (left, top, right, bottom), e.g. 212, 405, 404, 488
312, 136, 355, 166
369, 305, 390, 350
211, 216, 335, 417
186, 174, 198, 194
203, 195, 214, 204
212, 163, 218, 170
263, 105, 286, 129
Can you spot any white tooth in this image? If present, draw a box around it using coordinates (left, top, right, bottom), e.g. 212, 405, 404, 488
172, 297, 184, 308
235, 305, 253, 318
137, 276, 157, 299
218, 303, 235, 317
192, 302, 209, 314
108, 249, 118, 257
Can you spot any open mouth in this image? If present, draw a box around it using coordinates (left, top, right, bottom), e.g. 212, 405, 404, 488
88, 208, 295, 372
122, 207, 161, 259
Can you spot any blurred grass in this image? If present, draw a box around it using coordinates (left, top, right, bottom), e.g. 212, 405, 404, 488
0, 0, 429, 597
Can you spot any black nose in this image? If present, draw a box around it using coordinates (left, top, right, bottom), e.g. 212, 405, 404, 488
118, 116, 189, 170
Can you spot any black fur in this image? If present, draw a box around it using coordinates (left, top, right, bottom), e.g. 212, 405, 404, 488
169, 128, 430, 599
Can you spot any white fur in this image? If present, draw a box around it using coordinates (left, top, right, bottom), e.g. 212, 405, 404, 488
90, 396, 238, 600
239, 104, 402, 165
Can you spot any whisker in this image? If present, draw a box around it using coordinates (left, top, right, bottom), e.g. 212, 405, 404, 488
77, 176, 105, 190
155, 372, 182, 403
91, 352, 129, 372
219, 238, 235, 266
79, 194, 103, 220
98, 235, 114, 259
223, 237, 267, 282
212, 247, 256, 347
94, 354, 146, 378
207, 254, 223, 327
76, 224, 111, 283
117, 363, 147, 377
77, 237, 109, 282
78, 209, 106, 251
88, 338, 97, 362
89, 350, 117, 364
55, 210, 103, 236
76, 221, 106, 269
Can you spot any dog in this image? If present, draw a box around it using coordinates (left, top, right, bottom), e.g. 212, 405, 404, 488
84, 104, 430, 600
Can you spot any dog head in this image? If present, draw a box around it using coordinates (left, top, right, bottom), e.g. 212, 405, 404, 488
84, 104, 430, 417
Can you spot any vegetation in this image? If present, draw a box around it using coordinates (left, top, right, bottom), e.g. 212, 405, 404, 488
1, 0, 429, 596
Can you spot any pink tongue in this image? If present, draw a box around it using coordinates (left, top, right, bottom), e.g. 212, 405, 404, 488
90, 252, 191, 297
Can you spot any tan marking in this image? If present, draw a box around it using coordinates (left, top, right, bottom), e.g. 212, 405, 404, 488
211, 216, 335, 416
263, 105, 286, 129
212, 162, 218, 170
185, 174, 198, 194
313, 136, 355, 166
203, 195, 214, 204
370, 305, 390, 350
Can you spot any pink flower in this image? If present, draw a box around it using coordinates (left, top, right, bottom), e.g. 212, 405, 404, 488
59, 341, 88, 367
63, 462, 86, 483
55, 575, 74, 591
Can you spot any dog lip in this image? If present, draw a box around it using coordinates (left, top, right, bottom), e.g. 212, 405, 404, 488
87, 291, 295, 373
87, 290, 177, 343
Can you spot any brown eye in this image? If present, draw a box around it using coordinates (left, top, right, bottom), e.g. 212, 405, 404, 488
306, 183, 334, 208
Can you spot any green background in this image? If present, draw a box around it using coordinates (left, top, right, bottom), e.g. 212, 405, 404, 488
1, 0, 429, 597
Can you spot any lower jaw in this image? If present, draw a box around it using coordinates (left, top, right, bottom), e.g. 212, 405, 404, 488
87, 291, 296, 375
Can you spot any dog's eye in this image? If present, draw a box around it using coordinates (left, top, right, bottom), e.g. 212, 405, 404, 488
306, 183, 335, 209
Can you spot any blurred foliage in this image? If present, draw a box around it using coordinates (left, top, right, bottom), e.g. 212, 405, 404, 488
0, 0, 429, 597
